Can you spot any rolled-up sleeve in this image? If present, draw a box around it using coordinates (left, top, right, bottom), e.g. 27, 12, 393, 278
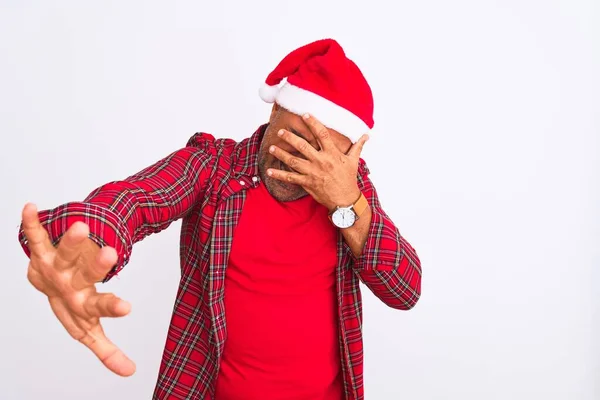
346, 165, 422, 310
18, 133, 217, 282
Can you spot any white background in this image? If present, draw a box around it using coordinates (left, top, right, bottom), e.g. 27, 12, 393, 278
0, 1, 597, 399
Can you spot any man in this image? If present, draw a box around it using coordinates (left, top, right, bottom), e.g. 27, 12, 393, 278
18, 38, 421, 400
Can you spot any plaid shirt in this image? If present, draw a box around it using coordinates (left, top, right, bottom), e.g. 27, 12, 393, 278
18, 124, 421, 400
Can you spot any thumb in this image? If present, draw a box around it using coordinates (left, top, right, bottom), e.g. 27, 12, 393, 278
347, 134, 369, 159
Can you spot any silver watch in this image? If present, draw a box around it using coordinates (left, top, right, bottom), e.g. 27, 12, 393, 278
329, 193, 368, 229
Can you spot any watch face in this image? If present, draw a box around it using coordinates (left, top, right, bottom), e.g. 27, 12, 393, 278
332, 208, 356, 228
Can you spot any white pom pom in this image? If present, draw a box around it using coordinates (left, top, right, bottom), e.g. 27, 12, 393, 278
259, 83, 280, 103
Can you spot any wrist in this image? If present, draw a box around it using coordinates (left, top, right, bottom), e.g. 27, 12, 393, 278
328, 187, 362, 213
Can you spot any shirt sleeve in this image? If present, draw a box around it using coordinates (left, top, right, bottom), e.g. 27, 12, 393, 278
346, 164, 422, 310
17, 133, 217, 282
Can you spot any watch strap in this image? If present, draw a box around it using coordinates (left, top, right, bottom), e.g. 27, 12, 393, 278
352, 192, 369, 218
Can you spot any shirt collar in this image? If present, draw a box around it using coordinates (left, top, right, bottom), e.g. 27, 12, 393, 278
233, 123, 267, 180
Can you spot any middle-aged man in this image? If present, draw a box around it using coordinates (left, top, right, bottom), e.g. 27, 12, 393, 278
19, 38, 422, 399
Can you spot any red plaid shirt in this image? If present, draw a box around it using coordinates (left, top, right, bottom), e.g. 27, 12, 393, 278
18, 124, 421, 399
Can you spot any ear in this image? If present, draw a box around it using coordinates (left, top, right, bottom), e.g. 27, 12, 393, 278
269, 102, 281, 121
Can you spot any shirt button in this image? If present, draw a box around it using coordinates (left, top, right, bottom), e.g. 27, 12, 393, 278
239, 181, 245, 186
252, 176, 259, 182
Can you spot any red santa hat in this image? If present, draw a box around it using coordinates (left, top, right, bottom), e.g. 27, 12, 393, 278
259, 38, 374, 143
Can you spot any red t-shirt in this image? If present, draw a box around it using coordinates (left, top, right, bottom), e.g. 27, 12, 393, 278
214, 181, 343, 400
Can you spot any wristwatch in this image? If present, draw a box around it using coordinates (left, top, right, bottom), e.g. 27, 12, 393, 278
329, 192, 369, 229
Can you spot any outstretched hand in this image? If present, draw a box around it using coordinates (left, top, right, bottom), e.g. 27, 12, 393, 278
21, 203, 135, 376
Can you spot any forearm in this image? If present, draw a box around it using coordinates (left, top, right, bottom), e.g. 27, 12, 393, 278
347, 174, 422, 309
354, 220, 422, 310
18, 133, 216, 281
340, 204, 372, 258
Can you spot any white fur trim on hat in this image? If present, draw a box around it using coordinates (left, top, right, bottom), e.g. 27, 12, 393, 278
271, 82, 369, 143
259, 83, 280, 103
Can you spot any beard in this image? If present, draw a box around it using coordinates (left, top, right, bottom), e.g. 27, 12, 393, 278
257, 149, 308, 202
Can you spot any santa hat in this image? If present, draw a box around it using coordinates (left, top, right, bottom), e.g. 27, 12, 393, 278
259, 38, 374, 143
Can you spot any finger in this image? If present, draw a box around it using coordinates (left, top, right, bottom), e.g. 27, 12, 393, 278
302, 114, 335, 152
49, 295, 89, 340
82, 325, 136, 377
276, 129, 319, 161
267, 167, 310, 187
27, 265, 47, 293
49, 297, 135, 377
71, 246, 118, 290
54, 222, 90, 270
347, 134, 370, 159
21, 203, 54, 257
269, 145, 312, 174
85, 292, 131, 319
